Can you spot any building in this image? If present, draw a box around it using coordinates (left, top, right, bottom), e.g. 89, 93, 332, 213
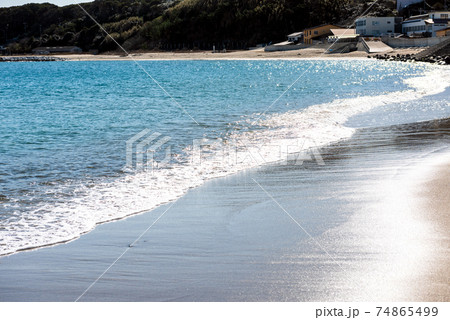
402, 15, 433, 36
303, 24, 342, 44
436, 27, 450, 37
402, 12, 450, 37
430, 12, 450, 20
327, 29, 358, 42
355, 17, 403, 36
32, 46, 82, 54
287, 32, 303, 43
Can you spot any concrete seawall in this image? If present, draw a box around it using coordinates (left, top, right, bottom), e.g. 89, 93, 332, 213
382, 36, 450, 48
264, 44, 309, 52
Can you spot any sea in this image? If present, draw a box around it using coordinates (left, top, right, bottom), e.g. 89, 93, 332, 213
0, 59, 449, 258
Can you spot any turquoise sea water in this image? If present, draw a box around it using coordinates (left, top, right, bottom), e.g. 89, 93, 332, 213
0, 60, 448, 256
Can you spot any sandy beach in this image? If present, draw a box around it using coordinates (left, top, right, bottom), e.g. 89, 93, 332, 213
0, 116, 448, 301
2, 0, 450, 310
415, 160, 450, 301
50, 47, 426, 61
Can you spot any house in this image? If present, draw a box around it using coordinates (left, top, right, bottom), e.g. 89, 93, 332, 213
430, 12, 450, 36
429, 12, 450, 20
402, 15, 433, 37
303, 24, 342, 44
355, 17, 403, 36
436, 27, 450, 37
32, 46, 82, 54
402, 12, 450, 37
287, 32, 303, 43
264, 32, 307, 51
327, 29, 358, 42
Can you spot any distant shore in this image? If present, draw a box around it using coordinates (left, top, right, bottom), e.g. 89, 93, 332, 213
41, 47, 425, 61
2, 47, 427, 62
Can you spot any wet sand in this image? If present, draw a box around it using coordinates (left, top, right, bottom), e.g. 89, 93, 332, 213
0, 119, 448, 301
415, 160, 450, 301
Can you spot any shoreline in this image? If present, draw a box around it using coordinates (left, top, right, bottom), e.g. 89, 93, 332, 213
2, 47, 426, 62
0, 119, 449, 301
0, 68, 447, 258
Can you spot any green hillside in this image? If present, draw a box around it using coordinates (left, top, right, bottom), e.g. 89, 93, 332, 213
0, 0, 443, 54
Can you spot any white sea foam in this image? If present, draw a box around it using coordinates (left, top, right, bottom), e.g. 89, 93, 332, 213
1, 66, 449, 256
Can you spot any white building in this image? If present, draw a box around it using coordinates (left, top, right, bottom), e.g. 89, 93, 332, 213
402, 17, 432, 36
287, 32, 303, 43
430, 12, 450, 20
327, 29, 358, 42
402, 12, 450, 36
355, 17, 403, 36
